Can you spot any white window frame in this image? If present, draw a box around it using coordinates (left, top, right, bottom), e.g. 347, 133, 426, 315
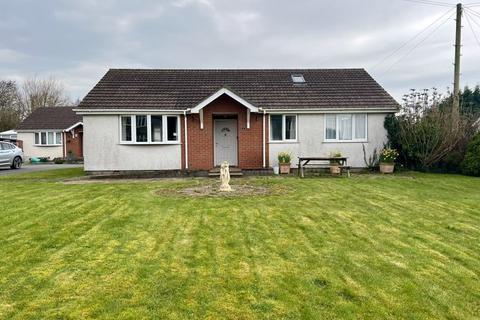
324, 113, 368, 142
269, 114, 298, 143
119, 115, 180, 145
34, 131, 62, 146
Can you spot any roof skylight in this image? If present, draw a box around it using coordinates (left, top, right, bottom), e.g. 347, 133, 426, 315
291, 74, 305, 84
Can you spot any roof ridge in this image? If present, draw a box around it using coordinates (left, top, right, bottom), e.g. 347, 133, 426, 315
108, 68, 367, 72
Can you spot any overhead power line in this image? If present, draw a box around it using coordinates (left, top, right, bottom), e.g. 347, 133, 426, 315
465, 11, 480, 48
465, 8, 480, 27
398, 0, 456, 7
382, 10, 456, 73
371, 7, 455, 71
465, 7, 480, 18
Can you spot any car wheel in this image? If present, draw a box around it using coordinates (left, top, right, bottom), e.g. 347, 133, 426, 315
11, 157, 22, 169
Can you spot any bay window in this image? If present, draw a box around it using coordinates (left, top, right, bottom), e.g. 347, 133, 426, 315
34, 131, 62, 146
325, 114, 367, 141
120, 115, 179, 144
270, 114, 297, 142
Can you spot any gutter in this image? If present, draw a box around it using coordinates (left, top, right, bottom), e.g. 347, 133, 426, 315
73, 109, 186, 115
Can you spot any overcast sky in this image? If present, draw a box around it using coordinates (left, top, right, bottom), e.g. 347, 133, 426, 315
1, 0, 480, 102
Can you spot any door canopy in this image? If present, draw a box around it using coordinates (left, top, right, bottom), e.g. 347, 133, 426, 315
190, 88, 259, 129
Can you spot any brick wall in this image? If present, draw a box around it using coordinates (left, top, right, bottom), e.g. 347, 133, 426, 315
64, 125, 83, 159
186, 95, 268, 170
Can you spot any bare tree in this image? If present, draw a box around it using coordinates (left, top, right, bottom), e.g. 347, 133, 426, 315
19, 76, 71, 117
0, 80, 23, 131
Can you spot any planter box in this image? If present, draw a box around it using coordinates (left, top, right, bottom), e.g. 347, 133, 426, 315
279, 163, 291, 174
380, 163, 395, 174
330, 165, 341, 175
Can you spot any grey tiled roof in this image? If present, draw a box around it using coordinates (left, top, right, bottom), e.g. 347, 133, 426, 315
78, 69, 399, 111
16, 107, 82, 130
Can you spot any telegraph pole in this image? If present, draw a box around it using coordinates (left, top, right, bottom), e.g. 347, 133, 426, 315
453, 3, 463, 114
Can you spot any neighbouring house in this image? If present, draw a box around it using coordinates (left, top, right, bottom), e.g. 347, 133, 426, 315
0, 130, 21, 149
0, 130, 17, 140
75, 69, 399, 173
16, 107, 83, 161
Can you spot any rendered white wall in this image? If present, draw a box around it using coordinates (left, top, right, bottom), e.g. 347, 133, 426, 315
269, 113, 390, 168
83, 115, 182, 171
17, 132, 63, 160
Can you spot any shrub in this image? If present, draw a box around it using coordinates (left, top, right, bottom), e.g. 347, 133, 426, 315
278, 152, 292, 164
384, 89, 475, 171
461, 133, 480, 176
329, 151, 342, 165
379, 148, 399, 164
53, 157, 65, 164
363, 144, 379, 171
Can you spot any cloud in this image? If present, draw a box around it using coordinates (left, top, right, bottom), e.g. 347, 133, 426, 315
0, 0, 478, 102
0, 48, 28, 63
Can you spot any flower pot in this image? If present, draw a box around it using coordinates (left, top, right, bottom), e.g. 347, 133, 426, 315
380, 162, 395, 174
330, 164, 341, 175
279, 163, 291, 174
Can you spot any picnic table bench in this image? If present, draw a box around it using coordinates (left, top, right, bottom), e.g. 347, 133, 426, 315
297, 156, 350, 178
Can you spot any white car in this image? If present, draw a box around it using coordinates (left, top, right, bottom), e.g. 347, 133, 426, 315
0, 142, 23, 169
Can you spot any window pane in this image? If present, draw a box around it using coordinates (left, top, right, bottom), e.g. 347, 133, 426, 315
338, 114, 352, 140
35, 133, 39, 144
354, 114, 366, 139
151, 116, 163, 142
285, 116, 296, 140
270, 115, 283, 141
326, 115, 336, 139
121, 116, 132, 141
136, 116, 147, 142
41, 132, 47, 145
167, 116, 178, 141
56, 132, 62, 144
47, 132, 54, 145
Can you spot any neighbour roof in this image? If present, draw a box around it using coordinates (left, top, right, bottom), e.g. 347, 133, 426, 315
16, 107, 82, 130
78, 69, 399, 111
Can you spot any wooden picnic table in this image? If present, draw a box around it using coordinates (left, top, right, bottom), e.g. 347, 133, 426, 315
297, 156, 349, 178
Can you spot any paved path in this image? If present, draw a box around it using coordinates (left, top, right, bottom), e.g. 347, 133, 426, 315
0, 164, 83, 176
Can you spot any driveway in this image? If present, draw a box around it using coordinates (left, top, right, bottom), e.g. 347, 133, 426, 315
0, 163, 83, 176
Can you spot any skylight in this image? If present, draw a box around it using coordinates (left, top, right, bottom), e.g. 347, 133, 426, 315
291, 74, 305, 84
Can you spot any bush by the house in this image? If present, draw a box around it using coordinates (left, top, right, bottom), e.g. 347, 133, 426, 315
53, 157, 65, 164
384, 88, 477, 172
362, 144, 379, 171
461, 133, 480, 176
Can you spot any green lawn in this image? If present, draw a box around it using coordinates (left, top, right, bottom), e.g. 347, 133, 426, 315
1, 169, 479, 319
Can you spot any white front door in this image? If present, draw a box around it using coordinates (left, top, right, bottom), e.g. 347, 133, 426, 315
214, 119, 238, 166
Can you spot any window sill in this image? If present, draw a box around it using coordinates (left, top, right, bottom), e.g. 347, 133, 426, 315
269, 140, 299, 144
34, 144, 62, 147
119, 142, 181, 145
323, 140, 368, 143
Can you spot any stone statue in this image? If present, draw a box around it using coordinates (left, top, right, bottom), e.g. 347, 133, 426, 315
219, 161, 232, 192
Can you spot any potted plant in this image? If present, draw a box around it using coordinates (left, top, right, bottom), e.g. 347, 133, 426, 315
278, 151, 292, 174
379, 148, 399, 173
329, 151, 342, 175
